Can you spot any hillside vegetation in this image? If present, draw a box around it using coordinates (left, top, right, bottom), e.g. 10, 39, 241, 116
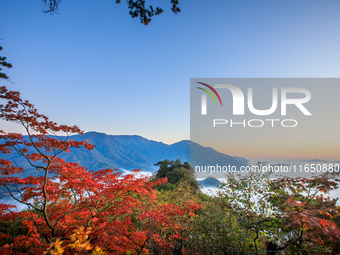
1, 57, 340, 254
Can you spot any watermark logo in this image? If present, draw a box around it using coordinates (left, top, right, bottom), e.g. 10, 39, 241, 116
198, 82, 312, 117
190, 78, 340, 178
196, 82, 223, 115
196, 82, 312, 128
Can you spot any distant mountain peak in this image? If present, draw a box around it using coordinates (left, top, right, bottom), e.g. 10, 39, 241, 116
3, 132, 249, 175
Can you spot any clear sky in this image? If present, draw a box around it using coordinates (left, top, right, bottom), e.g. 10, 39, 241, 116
1, 0, 340, 145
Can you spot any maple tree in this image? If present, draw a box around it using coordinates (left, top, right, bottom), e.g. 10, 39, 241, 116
268, 172, 340, 254
1, 47, 340, 254
0, 51, 200, 254
0, 86, 199, 254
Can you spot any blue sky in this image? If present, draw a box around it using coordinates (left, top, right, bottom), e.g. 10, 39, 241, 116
1, 0, 340, 144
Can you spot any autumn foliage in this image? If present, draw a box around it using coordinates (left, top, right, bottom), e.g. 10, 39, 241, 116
0, 85, 200, 254
1, 52, 340, 254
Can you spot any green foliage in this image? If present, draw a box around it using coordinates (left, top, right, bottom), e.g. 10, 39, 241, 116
152, 160, 340, 254
185, 199, 261, 254
153, 159, 200, 193
173, 167, 340, 255
216, 171, 283, 254
213, 170, 340, 254
0, 215, 29, 249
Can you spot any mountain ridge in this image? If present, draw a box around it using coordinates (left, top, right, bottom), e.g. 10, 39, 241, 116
1, 131, 248, 173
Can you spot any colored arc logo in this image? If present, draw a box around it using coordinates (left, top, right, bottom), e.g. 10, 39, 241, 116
196, 82, 223, 106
